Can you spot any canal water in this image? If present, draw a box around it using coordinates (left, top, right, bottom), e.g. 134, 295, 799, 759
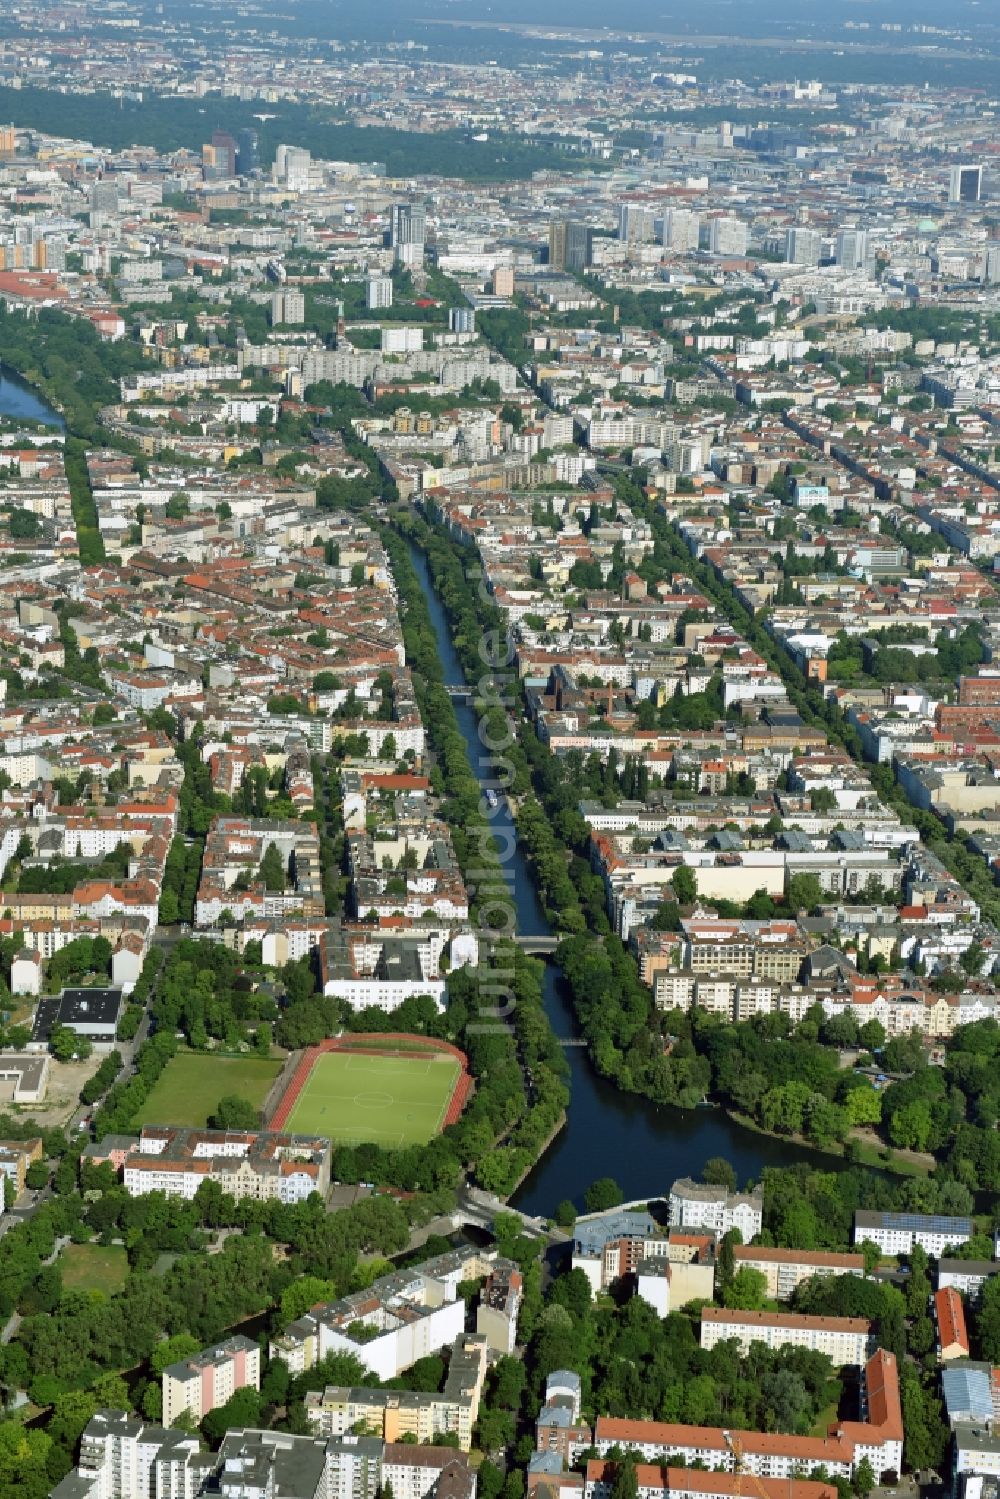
408, 544, 834, 1215
0, 370, 64, 428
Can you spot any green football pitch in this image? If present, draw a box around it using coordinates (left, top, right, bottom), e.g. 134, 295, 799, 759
284, 1050, 460, 1146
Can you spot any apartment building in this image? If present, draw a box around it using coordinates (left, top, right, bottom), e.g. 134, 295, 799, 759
935, 1287, 971, 1361
90, 1126, 331, 1204
194, 816, 324, 926
584, 1466, 837, 1499
273, 1248, 508, 1381
52, 1414, 475, 1499
937, 1259, 1000, 1302
304, 1334, 488, 1451
593, 1350, 902, 1482
854, 1209, 972, 1257
700, 1308, 871, 1366
682, 916, 807, 982
729, 1247, 865, 1301
50, 1411, 203, 1499
536, 1370, 592, 1464
162, 1334, 260, 1426
380, 1444, 476, 1499
476, 1263, 522, 1354
669, 1178, 763, 1240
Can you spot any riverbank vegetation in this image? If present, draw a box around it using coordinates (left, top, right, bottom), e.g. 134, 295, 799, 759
401, 506, 1000, 1204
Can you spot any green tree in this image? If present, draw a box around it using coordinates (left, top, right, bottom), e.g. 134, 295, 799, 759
209, 1095, 259, 1131
611, 1458, 639, 1499
554, 1200, 577, 1230
584, 1177, 624, 1213
150, 1334, 201, 1378
50, 1026, 90, 1062
702, 1156, 737, 1191
722, 1265, 768, 1310
258, 842, 286, 892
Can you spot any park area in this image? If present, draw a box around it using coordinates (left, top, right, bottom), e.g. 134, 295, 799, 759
281, 1046, 462, 1147
132, 1052, 281, 1129
58, 1243, 129, 1295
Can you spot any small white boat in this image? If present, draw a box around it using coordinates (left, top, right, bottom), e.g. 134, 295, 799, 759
485, 788, 499, 808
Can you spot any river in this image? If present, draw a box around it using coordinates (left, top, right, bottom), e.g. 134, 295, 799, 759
407, 544, 835, 1215
0, 369, 64, 428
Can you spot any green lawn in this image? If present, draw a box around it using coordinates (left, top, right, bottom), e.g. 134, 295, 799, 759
133, 1052, 281, 1128
286, 1051, 460, 1146
59, 1243, 129, 1295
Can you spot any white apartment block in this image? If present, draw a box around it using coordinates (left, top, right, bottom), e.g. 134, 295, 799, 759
272, 1248, 509, 1382
937, 1259, 1000, 1302
668, 1177, 763, 1239
700, 1308, 871, 1366
854, 1209, 972, 1257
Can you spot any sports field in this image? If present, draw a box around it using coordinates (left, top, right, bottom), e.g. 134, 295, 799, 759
284, 1050, 461, 1146
133, 1052, 281, 1128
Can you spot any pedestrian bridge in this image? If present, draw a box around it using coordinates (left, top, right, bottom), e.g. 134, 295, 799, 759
513, 934, 560, 955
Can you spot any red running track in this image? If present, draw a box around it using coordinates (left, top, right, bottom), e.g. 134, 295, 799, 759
268, 1033, 472, 1137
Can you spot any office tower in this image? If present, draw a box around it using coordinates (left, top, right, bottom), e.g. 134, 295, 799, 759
986, 243, 1000, 284
708, 216, 748, 256
391, 201, 426, 249
449, 307, 475, 333
835, 227, 868, 271
786, 227, 822, 265
617, 200, 656, 245
202, 143, 229, 182
274, 144, 311, 191
0, 126, 14, 161
548, 219, 593, 273
492, 266, 515, 296
949, 164, 982, 204
366, 275, 393, 310
210, 129, 238, 176
390, 201, 426, 267
236, 128, 260, 175
660, 208, 701, 253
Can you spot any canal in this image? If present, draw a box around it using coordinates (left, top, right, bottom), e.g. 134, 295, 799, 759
407, 543, 835, 1216
0, 369, 64, 428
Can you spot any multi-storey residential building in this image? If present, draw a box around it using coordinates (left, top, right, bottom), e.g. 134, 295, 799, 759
88, 1125, 331, 1204
162, 1334, 260, 1426
273, 1249, 508, 1381
380, 1444, 476, 1499
593, 1350, 903, 1482
304, 1334, 488, 1451
52, 1415, 475, 1499
682, 915, 807, 981
194, 816, 324, 926
699, 1308, 871, 1366
728, 1247, 865, 1301
476, 1263, 522, 1354
937, 1259, 1000, 1302
935, 1287, 971, 1361
50, 1412, 203, 1499
854, 1209, 972, 1257
584, 1466, 837, 1499
669, 1178, 763, 1240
